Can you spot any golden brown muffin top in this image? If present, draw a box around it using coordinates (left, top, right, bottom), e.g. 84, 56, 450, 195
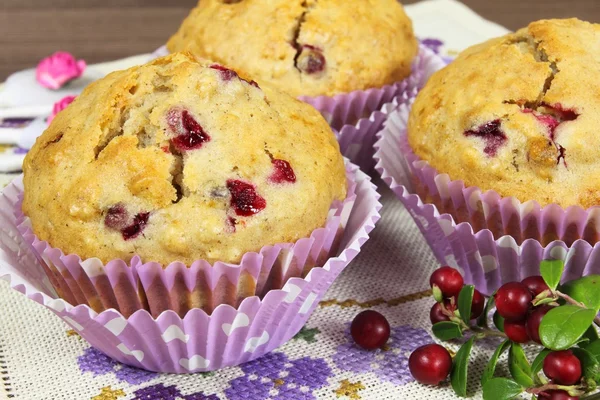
408, 18, 600, 209
167, 0, 418, 97
23, 52, 346, 265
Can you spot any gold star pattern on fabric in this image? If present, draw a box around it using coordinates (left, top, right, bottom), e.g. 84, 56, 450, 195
273, 379, 284, 387
91, 386, 125, 400
335, 379, 365, 399
66, 329, 81, 338
320, 290, 432, 309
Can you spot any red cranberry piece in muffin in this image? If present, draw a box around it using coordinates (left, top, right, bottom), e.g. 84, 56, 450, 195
226, 179, 267, 216
463, 119, 507, 157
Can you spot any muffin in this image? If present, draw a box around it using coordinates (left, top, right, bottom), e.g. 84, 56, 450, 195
376, 18, 600, 296
166, 0, 418, 98
7, 52, 382, 373
408, 18, 600, 210
22, 52, 347, 267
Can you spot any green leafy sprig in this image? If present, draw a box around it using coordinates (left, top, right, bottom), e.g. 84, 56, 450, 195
429, 260, 600, 399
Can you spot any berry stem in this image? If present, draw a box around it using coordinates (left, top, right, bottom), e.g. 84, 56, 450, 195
470, 326, 508, 339
526, 383, 586, 396
555, 290, 600, 326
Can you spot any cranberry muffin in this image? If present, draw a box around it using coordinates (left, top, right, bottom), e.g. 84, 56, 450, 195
408, 19, 600, 209
167, 0, 418, 97
22, 52, 347, 266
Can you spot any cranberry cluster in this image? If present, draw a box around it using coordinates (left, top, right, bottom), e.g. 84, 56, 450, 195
429, 266, 485, 324
405, 266, 587, 399
494, 277, 550, 344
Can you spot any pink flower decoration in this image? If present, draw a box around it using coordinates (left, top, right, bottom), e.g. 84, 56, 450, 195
36, 51, 86, 90
47, 95, 76, 124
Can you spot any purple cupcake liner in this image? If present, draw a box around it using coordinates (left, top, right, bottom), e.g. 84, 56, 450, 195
15, 162, 357, 319
374, 101, 600, 296
16, 164, 356, 319
331, 46, 445, 172
152, 45, 446, 172
0, 162, 381, 373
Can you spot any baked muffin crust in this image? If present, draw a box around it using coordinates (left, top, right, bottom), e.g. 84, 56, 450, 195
167, 0, 418, 97
23, 52, 347, 265
408, 19, 600, 209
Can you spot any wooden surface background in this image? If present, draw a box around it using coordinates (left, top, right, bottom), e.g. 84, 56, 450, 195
0, 0, 598, 81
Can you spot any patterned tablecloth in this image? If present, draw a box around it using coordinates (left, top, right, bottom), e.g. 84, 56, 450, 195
0, 1, 513, 399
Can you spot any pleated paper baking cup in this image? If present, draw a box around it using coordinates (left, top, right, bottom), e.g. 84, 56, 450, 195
330, 46, 445, 171
0, 163, 381, 373
152, 45, 446, 171
374, 102, 600, 296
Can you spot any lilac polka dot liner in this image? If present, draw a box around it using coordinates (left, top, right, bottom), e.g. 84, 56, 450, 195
152, 45, 446, 172
375, 101, 600, 296
0, 161, 381, 373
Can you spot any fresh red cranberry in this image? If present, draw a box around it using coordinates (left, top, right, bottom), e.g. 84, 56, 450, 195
463, 119, 507, 157
350, 310, 390, 350
296, 45, 326, 74
409, 344, 452, 385
270, 159, 296, 184
471, 289, 485, 319
429, 301, 456, 324
543, 350, 582, 385
167, 109, 210, 151
121, 212, 150, 240
430, 266, 464, 298
494, 282, 532, 321
526, 305, 552, 344
541, 390, 579, 400
521, 276, 550, 297
226, 180, 266, 216
104, 204, 128, 230
504, 320, 530, 343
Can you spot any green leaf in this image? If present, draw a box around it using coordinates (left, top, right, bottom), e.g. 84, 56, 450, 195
432, 285, 444, 303
451, 337, 474, 397
508, 343, 534, 387
493, 311, 505, 332
540, 305, 597, 350
432, 321, 463, 341
532, 296, 557, 307
478, 293, 496, 328
571, 347, 600, 382
539, 259, 565, 290
582, 326, 600, 345
458, 285, 475, 324
561, 275, 600, 311
531, 349, 551, 374
482, 378, 524, 400
482, 340, 510, 386
584, 339, 600, 359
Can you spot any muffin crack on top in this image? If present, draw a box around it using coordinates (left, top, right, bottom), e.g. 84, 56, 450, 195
290, 0, 325, 77
22, 52, 347, 265
501, 33, 579, 168
167, 0, 418, 97
505, 35, 557, 107
408, 18, 600, 208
